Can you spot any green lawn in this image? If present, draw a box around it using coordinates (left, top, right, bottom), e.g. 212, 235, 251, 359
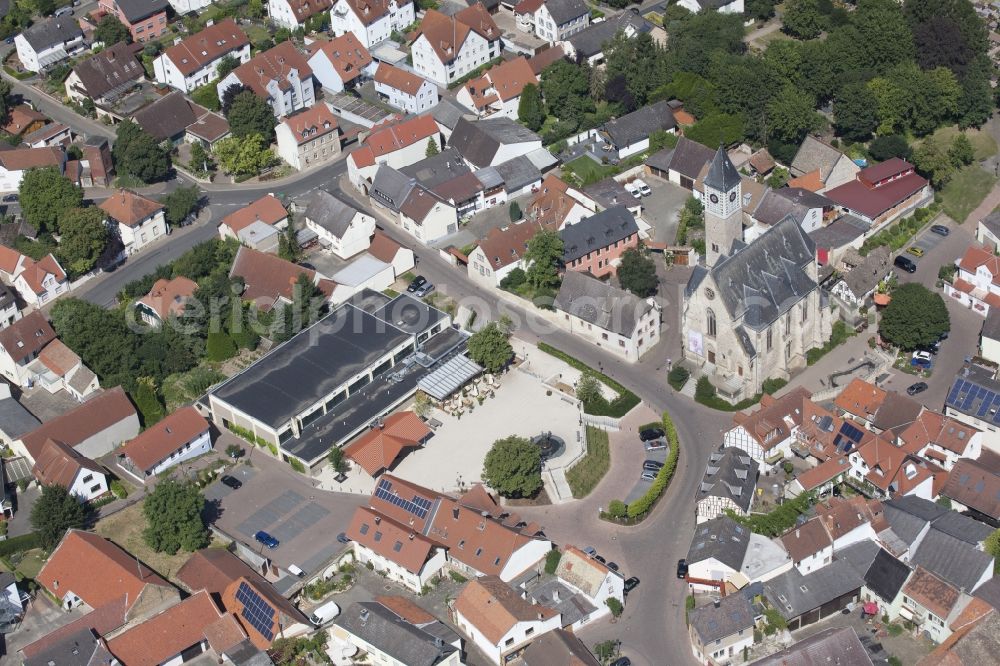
15, 549, 46, 580
566, 427, 610, 498
925, 125, 999, 161
562, 156, 618, 187
940, 166, 997, 223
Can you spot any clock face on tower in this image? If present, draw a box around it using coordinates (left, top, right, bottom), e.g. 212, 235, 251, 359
730, 191, 737, 202
709, 194, 719, 204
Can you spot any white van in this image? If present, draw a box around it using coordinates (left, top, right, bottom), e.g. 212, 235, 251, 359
309, 601, 341, 626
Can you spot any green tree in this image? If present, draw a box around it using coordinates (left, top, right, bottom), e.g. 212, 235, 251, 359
747, 0, 778, 20
540, 59, 594, 129
425, 137, 439, 157
684, 114, 745, 150
225, 90, 276, 140
879, 283, 950, 350
0, 78, 11, 125
216, 54, 241, 80
57, 207, 109, 275
524, 229, 563, 290
666, 11, 745, 78
278, 216, 301, 263
482, 435, 542, 498
617, 248, 658, 297
271, 273, 324, 342
853, 0, 914, 73
467, 320, 513, 372
913, 136, 956, 187
131, 377, 165, 426
113, 120, 171, 183
214, 133, 276, 176
575, 373, 603, 405
948, 133, 975, 167
782, 0, 827, 39
985, 528, 1000, 572
30, 484, 86, 551
517, 82, 545, 131
327, 446, 349, 475
19, 167, 83, 235
248, 0, 265, 17
189, 141, 214, 174
833, 82, 878, 142
606, 597, 624, 618
869, 134, 911, 161
142, 476, 210, 555
509, 201, 522, 222
766, 85, 822, 145
161, 186, 201, 226
94, 15, 129, 45
206, 330, 238, 361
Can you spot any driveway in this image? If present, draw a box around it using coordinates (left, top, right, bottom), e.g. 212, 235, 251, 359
639, 178, 690, 245
1, 592, 69, 659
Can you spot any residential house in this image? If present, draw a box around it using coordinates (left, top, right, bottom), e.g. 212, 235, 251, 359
838, 541, 912, 621
401, 148, 486, 218
0, 147, 65, 192
0, 245, 68, 308
0, 311, 55, 386
743, 187, 835, 244
781, 518, 834, 574
763, 559, 864, 631
848, 436, 939, 500
306, 33, 375, 93
897, 410, 982, 472
520, 0, 589, 43
14, 16, 85, 73
346, 505, 448, 591
940, 458, 1000, 525
97, 0, 169, 43
599, 100, 676, 160
332, 601, 462, 666
218, 577, 311, 648
410, 7, 501, 87
981, 308, 1000, 364
22, 627, 115, 666
457, 56, 537, 119
0, 383, 39, 450
228, 245, 332, 311
369, 165, 458, 244
553, 546, 625, 624
135, 276, 199, 326
132, 91, 228, 146
467, 219, 545, 287
153, 19, 252, 93
790, 135, 861, 193
268, 0, 334, 28
915, 606, 1000, 665
185, 110, 232, 149
368, 228, 415, 277
677, 0, 743, 12
946, 244, 1000, 316
21, 122, 71, 148
448, 117, 543, 168
687, 516, 792, 590
834, 378, 924, 436
723, 387, 811, 470
682, 216, 831, 403
330, 0, 416, 48
99, 189, 167, 255
0, 284, 20, 330
32, 438, 108, 502
25, 338, 100, 401
37, 529, 179, 614
552, 271, 660, 362
977, 209, 1000, 251
374, 64, 439, 114
347, 114, 441, 189
560, 206, 639, 278
583, 177, 642, 218
323, 256, 396, 306
168, 0, 213, 10
342, 411, 430, 477
944, 364, 1000, 451
825, 158, 932, 228
2, 105, 47, 138
830, 246, 892, 309
561, 11, 655, 66
16, 386, 140, 462
275, 102, 342, 170
216, 41, 315, 118
646, 137, 713, 190
687, 594, 755, 666
217, 193, 289, 252
302, 189, 375, 258
432, 97, 476, 144
521, 629, 600, 666
118, 407, 211, 482
752, 627, 873, 666
902, 567, 977, 644
454, 576, 561, 665
697, 447, 758, 524
814, 496, 883, 551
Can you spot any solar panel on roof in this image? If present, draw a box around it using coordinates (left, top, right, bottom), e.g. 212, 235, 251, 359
946, 380, 965, 407
839, 422, 863, 443
374, 478, 431, 519
961, 386, 978, 411
236, 581, 275, 641
976, 390, 996, 417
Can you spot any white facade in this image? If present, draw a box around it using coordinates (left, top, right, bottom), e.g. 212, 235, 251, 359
154, 43, 251, 93
15, 30, 84, 73
275, 117, 341, 170
411, 29, 497, 87
305, 211, 375, 259
330, 0, 415, 48
374, 74, 439, 114
0, 155, 65, 192
348, 132, 438, 188
351, 542, 447, 592
723, 424, 794, 471
554, 301, 660, 362
168, 0, 213, 12
14, 269, 66, 308
332, 620, 463, 666
121, 429, 212, 482
533, 3, 588, 43
696, 495, 749, 525
217, 68, 315, 118
398, 196, 457, 245
67, 466, 109, 502
945, 257, 1000, 317
119, 210, 168, 255
307, 48, 376, 93
455, 606, 561, 665
676, 0, 744, 12
467, 245, 520, 288
268, 0, 316, 28
0, 299, 20, 329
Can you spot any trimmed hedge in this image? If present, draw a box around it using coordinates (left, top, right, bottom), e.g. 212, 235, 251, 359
726, 491, 815, 536
668, 366, 689, 391
537, 343, 640, 418
695, 376, 761, 411
0, 532, 41, 557
625, 412, 680, 519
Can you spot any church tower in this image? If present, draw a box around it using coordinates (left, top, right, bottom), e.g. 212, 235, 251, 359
703, 146, 743, 267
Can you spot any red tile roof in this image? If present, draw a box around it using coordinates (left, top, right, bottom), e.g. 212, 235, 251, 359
347, 506, 437, 573
787, 169, 823, 192
163, 19, 249, 76
957, 244, 1000, 282
220, 194, 288, 234
284, 0, 333, 22
38, 338, 80, 376
0, 310, 55, 364
281, 103, 339, 146
834, 378, 886, 421
309, 33, 371, 85
342, 0, 412, 26
107, 591, 226, 666
230, 40, 312, 100
351, 114, 439, 168
0, 244, 22, 274
905, 566, 961, 620
415, 7, 498, 64
527, 45, 565, 75
731, 386, 811, 450
32, 438, 105, 489
2, 104, 46, 134
825, 171, 928, 220
136, 276, 199, 321
375, 595, 436, 624
342, 411, 430, 475
374, 62, 427, 96
454, 576, 557, 644
120, 406, 209, 474
794, 455, 850, 491
859, 157, 912, 184
780, 518, 831, 562
17, 253, 67, 295
21, 386, 138, 459
220, 576, 308, 648
476, 56, 536, 103
898, 410, 979, 456
475, 219, 546, 271
0, 146, 63, 171
228, 245, 320, 311
99, 189, 164, 228
367, 229, 403, 264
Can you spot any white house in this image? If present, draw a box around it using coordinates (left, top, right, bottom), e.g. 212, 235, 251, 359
723, 388, 812, 471
99, 190, 167, 256
32, 438, 109, 502
945, 244, 1000, 317
302, 189, 375, 259
410, 7, 501, 87
117, 406, 212, 483
135, 276, 199, 326
781, 518, 833, 575
676, 0, 744, 13
347, 115, 441, 189
373, 64, 439, 114
347, 506, 449, 592
330, 0, 415, 48
553, 547, 625, 625
896, 410, 982, 472
448, 117, 543, 169
218, 193, 289, 252
216, 41, 315, 118
276, 102, 341, 171
369, 165, 458, 244
900, 567, 975, 645
0, 147, 65, 192
849, 437, 937, 500
977, 211, 1000, 251
268, 0, 333, 29
0, 311, 56, 388
332, 602, 464, 666
814, 497, 880, 552
368, 229, 415, 278
306, 33, 375, 93
688, 594, 755, 666
153, 19, 251, 93
0, 284, 21, 330
457, 56, 537, 119
454, 576, 562, 665
22, 338, 100, 402
14, 17, 84, 73
518, 0, 589, 43
0, 246, 68, 309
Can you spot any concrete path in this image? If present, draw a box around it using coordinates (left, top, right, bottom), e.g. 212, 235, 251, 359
963, 177, 1000, 225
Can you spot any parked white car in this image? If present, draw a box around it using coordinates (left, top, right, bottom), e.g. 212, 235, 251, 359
625, 182, 642, 199
310, 601, 341, 626
633, 178, 652, 196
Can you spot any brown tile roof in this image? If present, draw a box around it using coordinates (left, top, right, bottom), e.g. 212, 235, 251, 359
285, 0, 334, 22
186, 111, 231, 143
0, 244, 22, 274
136, 276, 199, 321
17, 253, 67, 295
374, 595, 436, 624
230, 41, 312, 100
367, 229, 403, 264
454, 576, 557, 644
342, 411, 430, 475
0, 146, 63, 171
794, 455, 850, 491
814, 496, 880, 541
351, 114, 439, 168
749, 148, 775, 174
107, 591, 226, 666
522, 628, 601, 666
731, 386, 811, 451
228, 245, 320, 311
787, 169, 823, 192
32, 438, 104, 488
221, 577, 308, 648
400, 185, 448, 222
834, 378, 886, 422
309, 33, 371, 85
898, 411, 979, 456
21, 386, 138, 459
220, 194, 288, 234
527, 45, 565, 75
38, 338, 80, 376
281, 103, 339, 146
2, 104, 46, 134
347, 506, 437, 573
343, 0, 411, 26
374, 63, 426, 96
203, 612, 248, 653
163, 19, 249, 77
0, 310, 55, 364
941, 459, 1000, 519
556, 546, 610, 597
481, 56, 537, 103
71, 42, 144, 99
475, 219, 546, 271
99, 189, 164, 228
120, 406, 209, 474
37, 529, 172, 612
780, 518, 831, 562
906, 566, 961, 620
415, 8, 498, 64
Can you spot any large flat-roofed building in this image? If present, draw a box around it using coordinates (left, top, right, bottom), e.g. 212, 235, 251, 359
208, 291, 459, 466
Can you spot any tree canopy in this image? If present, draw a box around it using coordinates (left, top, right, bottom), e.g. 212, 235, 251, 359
467, 319, 513, 372
19, 167, 83, 235
31, 484, 86, 550
214, 133, 276, 176
482, 435, 543, 498
142, 476, 210, 555
161, 186, 201, 226
524, 229, 563, 291
517, 83, 545, 132
617, 248, 658, 297
57, 207, 109, 276
225, 90, 276, 140
113, 120, 171, 183
94, 15, 129, 45
880, 283, 950, 349
782, 0, 828, 39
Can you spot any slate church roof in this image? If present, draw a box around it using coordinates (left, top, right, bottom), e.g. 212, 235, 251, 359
704, 146, 740, 194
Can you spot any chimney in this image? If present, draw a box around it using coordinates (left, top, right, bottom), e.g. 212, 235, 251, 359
713, 598, 720, 608
374, 515, 381, 524
536, 612, 543, 620
452, 507, 460, 520
552, 589, 560, 602
360, 608, 369, 623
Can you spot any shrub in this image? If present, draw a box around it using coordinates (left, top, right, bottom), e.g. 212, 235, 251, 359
606, 597, 623, 617
695, 376, 716, 402
206, 331, 237, 362
608, 499, 627, 518
762, 377, 787, 395
544, 549, 562, 574
566, 427, 610, 498
667, 366, 689, 391
289, 458, 306, 473
110, 480, 128, 499
537, 343, 639, 418
727, 492, 815, 537
0, 532, 41, 557
806, 321, 852, 365
449, 570, 468, 583
621, 411, 680, 521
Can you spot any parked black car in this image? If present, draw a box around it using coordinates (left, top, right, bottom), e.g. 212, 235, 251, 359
907, 382, 928, 396
676, 559, 688, 579
894, 255, 917, 273
221, 475, 242, 490
931, 224, 950, 236
624, 577, 640, 594
639, 428, 665, 441
406, 275, 427, 292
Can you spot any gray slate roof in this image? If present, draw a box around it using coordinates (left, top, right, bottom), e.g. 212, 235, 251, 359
553, 270, 653, 337
981, 210, 1000, 240
698, 447, 758, 512
544, 0, 589, 24
983, 308, 1000, 342
20, 16, 82, 52
602, 100, 676, 149
791, 135, 845, 179
838, 246, 890, 299
0, 395, 40, 439
334, 602, 457, 666
402, 148, 472, 189
763, 559, 864, 619
560, 206, 638, 263
687, 516, 751, 570
808, 215, 870, 249
567, 12, 652, 58
694, 216, 817, 331
111, 0, 169, 22
305, 189, 360, 238
449, 117, 541, 168
23, 626, 114, 666
371, 165, 418, 214
494, 155, 541, 192
431, 98, 474, 131
666, 137, 714, 180
704, 146, 740, 194
751, 627, 873, 666
885, 496, 993, 546
911, 528, 994, 593
584, 177, 634, 210
838, 541, 911, 604
689, 593, 754, 645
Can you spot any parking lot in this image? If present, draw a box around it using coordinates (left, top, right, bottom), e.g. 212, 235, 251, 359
204, 434, 366, 577
639, 176, 692, 245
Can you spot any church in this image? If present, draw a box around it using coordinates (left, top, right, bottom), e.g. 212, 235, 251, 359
682, 148, 831, 403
